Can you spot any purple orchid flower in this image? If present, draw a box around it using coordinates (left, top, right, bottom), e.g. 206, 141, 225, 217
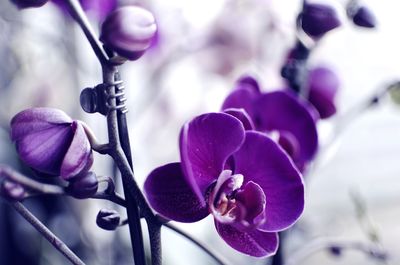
144, 112, 304, 257
100, 6, 157, 61
10, 108, 93, 181
222, 76, 318, 172
300, 3, 341, 39
307, 66, 340, 119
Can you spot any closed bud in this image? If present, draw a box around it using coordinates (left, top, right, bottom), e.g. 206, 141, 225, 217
100, 6, 157, 61
351, 6, 377, 28
307, 66, 340, 119
10, 108, 93, 180
67, 171, 98, 199
96, 209, 121, 231
10, 0, 48, 9
300, 3, 341, 38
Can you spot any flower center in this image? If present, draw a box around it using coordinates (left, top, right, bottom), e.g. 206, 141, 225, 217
208, 170, 267, 229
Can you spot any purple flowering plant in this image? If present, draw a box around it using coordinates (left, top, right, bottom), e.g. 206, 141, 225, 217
0, 0, 392, 264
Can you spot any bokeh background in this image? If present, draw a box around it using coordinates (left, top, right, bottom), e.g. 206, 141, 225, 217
1, 0, 400, 264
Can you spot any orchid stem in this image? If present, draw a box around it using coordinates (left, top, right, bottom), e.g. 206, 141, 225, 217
11, 201, 85, 265
0, 165, 65, 195
163, 223, 229, 265
149, 223, 162, 265
64, 0, 109, 64
103, 65, 148, 265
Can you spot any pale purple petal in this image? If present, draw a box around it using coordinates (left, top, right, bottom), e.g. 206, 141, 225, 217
215, 221, 278, 257
223, 108, 255, 130
10, 107, 72, 141
254, 90, 318, 164
233, 131, 304, 232
308, 67, 339, 119
144, 163, 209, 222
179, 113, 245, 201
60, 121, 93, 180
16, 126, 73, 175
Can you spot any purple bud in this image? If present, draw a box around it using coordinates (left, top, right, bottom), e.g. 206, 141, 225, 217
329, 245, 342, 256
351, 6, 377, 28
1, 180, 25, 200
300, 3, 341, 38
96, 209, 120, 231
10, 108, 93, 180
100, 6, 157, 61
308, 67, 340, 119
11, 0, 48, 8
67, 171, 98, 199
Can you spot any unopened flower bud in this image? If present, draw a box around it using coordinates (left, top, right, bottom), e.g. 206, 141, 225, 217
307, 67, 340, 119
300, 3, 341, 38
351, 6, 377, 28
10, 108, 93, 180
67, 171, 98, 199
11, 0, 48, 9
96, 209, 120, 231
100, 6, 157, 61
1, 180, 25, 201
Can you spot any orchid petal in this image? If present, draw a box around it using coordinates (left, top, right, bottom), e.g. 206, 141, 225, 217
60, 121, 93, 180
16, 125, 73, 175
233, 131, 304, 232
144, 163, 209, 222
223, 108, 255, 130
215, 221, 278, 257
10, 107, 72, 141
179, 113, 245, 201
254, 90, 318, 164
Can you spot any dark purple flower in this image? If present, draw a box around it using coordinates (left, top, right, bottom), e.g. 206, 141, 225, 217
300, 3, 341, 38
100, 6, 157, 61
145, 112, 304, 257
11, 0, 48, 9
307, 66, 340, 119
222, 76, 318, 171
51, 0, 117, 21
350, 6, 377, 28
10, 108, 93, 180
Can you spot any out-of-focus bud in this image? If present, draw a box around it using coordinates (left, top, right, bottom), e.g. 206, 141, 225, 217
0, 180, 25, 200
67, 171, 98, 199
96, 209, 121, 231
300, 3, 341, 39
350, 6, 377, 28
10, 108, 93, 180
11, 0, 48, 9
329, 246, 342, 257
100, 6, 157, 61
307, 67, 340, 119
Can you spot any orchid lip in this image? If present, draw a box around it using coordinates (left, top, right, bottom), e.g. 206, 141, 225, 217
208, 170, 267, 230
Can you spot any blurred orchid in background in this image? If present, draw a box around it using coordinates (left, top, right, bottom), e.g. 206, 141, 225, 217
222, 77, 318, 172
